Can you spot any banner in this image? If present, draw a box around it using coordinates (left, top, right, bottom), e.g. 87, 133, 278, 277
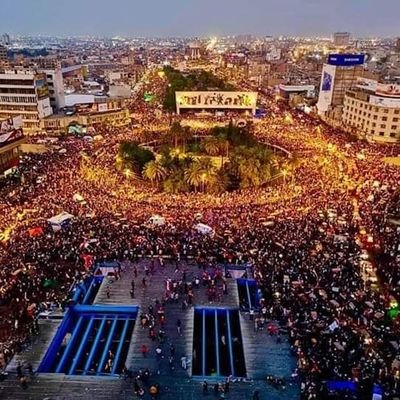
369, 95, 400, 108
328, 54, 365, 66
317, 64, 336, 113
176, 91, 257, 111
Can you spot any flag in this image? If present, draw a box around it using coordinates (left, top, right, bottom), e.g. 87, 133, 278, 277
28, 227, 44, 237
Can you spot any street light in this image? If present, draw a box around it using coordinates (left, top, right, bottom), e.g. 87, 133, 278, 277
201, 173, 206, 192
123, 169, 133, 179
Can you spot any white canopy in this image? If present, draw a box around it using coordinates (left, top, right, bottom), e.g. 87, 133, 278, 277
195, 223, 213, 235
73, 193, 86, 204
148, 215, 165, 226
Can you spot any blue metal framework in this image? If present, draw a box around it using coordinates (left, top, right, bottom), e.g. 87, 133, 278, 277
39, 305, 138, 376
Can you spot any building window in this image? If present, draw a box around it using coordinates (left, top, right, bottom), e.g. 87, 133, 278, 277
379, 132, 385, 136
382, 117, 388, 121
391, 126, 397, 130
390, 132, 397, 138
380, 124, 386, 129
393, 118, 399, 122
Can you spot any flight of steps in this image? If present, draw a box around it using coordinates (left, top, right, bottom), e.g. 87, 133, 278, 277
6, 319, 61, 373
240, 313, 296, 380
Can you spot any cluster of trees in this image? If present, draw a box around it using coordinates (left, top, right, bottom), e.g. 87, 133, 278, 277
116, 123, 291, 194
116, 141, 154, 176
163, 66, 235, 111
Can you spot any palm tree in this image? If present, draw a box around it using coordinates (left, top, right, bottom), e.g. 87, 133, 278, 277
203, 137, 220, 157
184, 162, 203, 191
238, 158, 262, 188
217, 136, 230, 167
143, 160, 167, 186
184, 157, 216, 192
170, 121, 183, 149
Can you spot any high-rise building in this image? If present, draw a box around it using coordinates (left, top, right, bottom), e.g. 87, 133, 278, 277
0, 69, 53, 133
0, 46, 8, 71
333, 32, 351, 46
1, 33, 10, 46
343, 78, 400, 143
39, 68, 66, 112
317, 54, 365, 124
396, 38, 400, 52
187, 42, 203, 60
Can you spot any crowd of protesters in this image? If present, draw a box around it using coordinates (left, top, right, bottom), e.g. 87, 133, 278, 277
0, 84, 399, 399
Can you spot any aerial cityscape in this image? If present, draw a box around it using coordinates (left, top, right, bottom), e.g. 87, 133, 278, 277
0, 1, 399, 400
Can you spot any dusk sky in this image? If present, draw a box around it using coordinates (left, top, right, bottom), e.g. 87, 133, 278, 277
2, 0, 400, 37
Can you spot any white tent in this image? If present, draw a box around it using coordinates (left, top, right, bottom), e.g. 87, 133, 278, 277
148, 215, 165, 226
194, 223, 213, 235
73, 193, 86, 204
47, 212, 74, 231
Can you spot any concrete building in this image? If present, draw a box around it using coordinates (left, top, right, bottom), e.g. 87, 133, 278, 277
396, 38, 400, 52
0, 70, 53, 133
247, 61, 271, 86
0, 46, 8, 71
317, 54, 366, 124
40, 68, 66, 112
187, 42, 203, 60
108, 84, 131, 98
333, 32, 351, 46
1, 34, 10, 46
342, 78, 400, 143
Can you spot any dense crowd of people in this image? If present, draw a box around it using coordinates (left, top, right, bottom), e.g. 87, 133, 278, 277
0, 85, 399, 399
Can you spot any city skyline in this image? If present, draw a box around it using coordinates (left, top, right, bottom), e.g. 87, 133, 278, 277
2, 0, 400, 38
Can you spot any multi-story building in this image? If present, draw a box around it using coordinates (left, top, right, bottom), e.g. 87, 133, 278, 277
1, 34, 10, 46
0, 115, 26, 176
40, 68, 66, 112
0, 46, 8, 71
396, 38, 400, 52
333, 32, 351, 46
342, 78, 400, 143
317, 54, 366, 124
41, 97, 130, 134
0, 69, 53, 133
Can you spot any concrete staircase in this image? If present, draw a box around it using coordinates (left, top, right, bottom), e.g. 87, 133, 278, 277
6, 319, 61, 374
240, 313, 296, 380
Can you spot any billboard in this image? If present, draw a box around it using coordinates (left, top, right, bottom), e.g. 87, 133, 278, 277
317, 64, 336, 113
370, 95, 400, 108
35, 75, 49, 99
328, 54, 365, 66
0, 116, 24, 149
176, 91, 257, 113
356, 77, 378, 92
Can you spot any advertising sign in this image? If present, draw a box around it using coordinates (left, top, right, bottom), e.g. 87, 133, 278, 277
328, 54, 365, 66
317, 64, 336, 113
35, 75, 49, 99
369, 95, 400, 108
0, 116, 24, 148
176, 91, 257, 113
38, 98, 52, 119
356, 77, 378, 92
